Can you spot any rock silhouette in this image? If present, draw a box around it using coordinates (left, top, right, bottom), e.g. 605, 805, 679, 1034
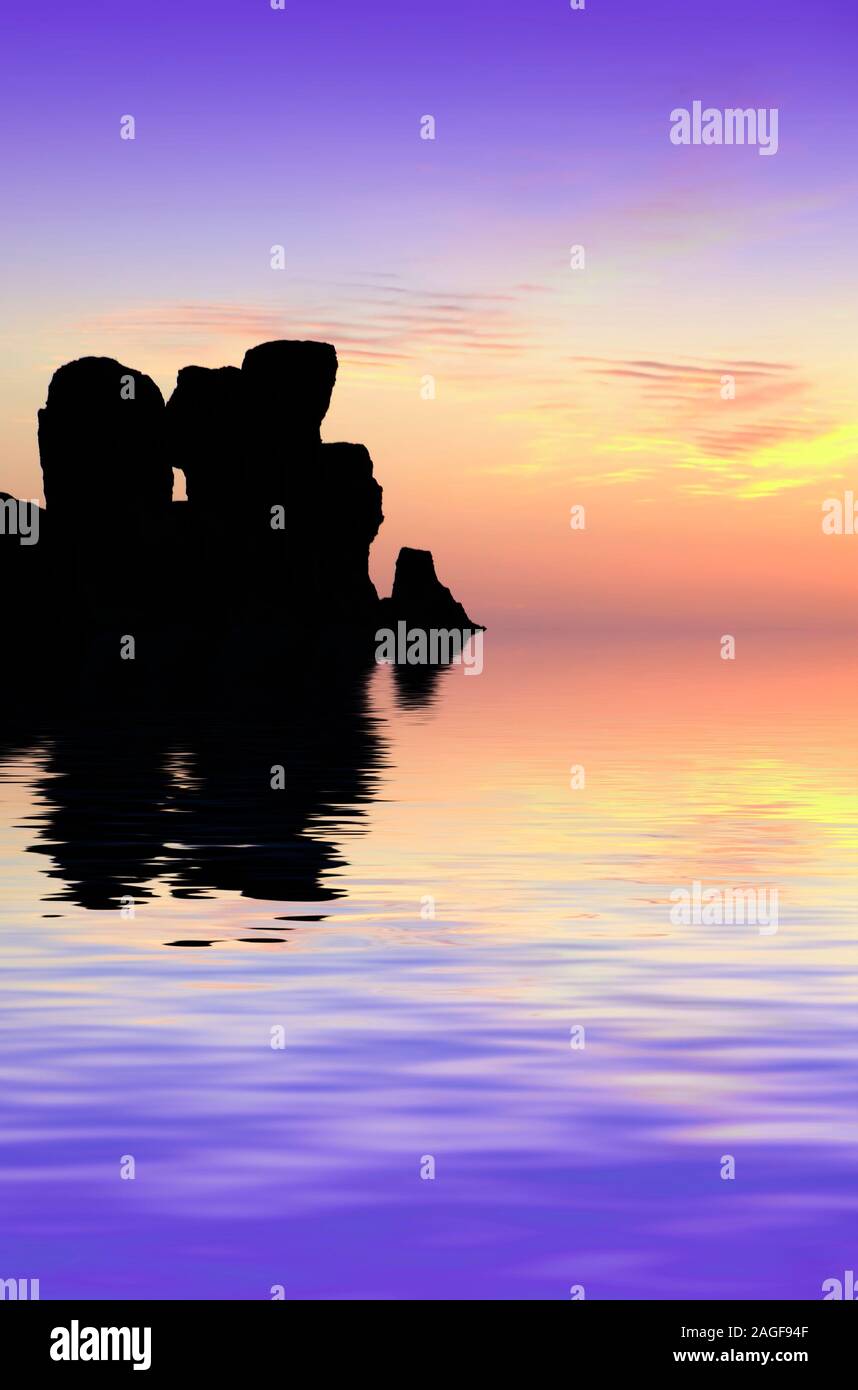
0, 340, 476, 917
38, 357, 171, 525
2, 338, 480, 707
242, 339, 338, 452
166, 343, 382, 626
35, 357, 173, 645
380, 546, 477, 630
316, 443, 383, 618
166, 364, 244, 512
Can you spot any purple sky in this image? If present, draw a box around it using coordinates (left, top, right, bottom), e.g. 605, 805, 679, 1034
1, 1, 856, 626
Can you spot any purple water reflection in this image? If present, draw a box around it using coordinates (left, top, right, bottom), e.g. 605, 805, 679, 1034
1, 636, 857, 1299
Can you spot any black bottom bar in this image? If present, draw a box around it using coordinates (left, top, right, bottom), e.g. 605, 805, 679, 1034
1, 1299, 853, 1374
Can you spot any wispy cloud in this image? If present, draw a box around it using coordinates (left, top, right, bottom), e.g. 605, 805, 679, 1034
77, 278, 545, 374
560, 353, 852, 494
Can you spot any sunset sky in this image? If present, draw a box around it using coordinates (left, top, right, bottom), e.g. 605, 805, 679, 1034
1, 0, 856, 629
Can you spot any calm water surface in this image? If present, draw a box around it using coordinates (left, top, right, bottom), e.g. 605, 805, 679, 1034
1, 634, 857, 1299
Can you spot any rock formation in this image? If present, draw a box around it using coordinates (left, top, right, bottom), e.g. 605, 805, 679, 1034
241, 339, 338, 457
165, 341, 382, 626
380, 546, 480, 631
38, 357, 170, 527
165, 364, 244, 512
2, 337, 480, 704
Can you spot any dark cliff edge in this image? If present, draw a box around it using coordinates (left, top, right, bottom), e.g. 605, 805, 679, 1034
1, 339, 481, 710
